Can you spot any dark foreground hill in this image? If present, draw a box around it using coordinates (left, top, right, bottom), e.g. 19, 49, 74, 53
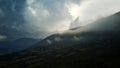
0, 12, 120, 68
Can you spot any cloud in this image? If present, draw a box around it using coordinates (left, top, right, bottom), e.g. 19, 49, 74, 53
65, 2, 81, 20
69, 0, 120, 27
26, 0, 120, 38
0, 0, 28, 40
79, 0, 120, 23
0, 35, 7, 40
27, 0, 34, 5
72, 36, 80, 41
54, 37, 62, 42
24, 0, 82, 36
1, 0, 120, 40
0, 8, 5, 18
46, 39, 52, 44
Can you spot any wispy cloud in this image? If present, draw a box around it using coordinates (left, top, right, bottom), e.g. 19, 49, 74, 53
0, 8, 5, 18
0, 35, 7, 40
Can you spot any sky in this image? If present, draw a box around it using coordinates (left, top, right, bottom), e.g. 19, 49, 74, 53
0, 0, 120, 40
24, 0, 120, 31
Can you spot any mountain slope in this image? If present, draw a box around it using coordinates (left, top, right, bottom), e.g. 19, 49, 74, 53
0, 12, 120, 68
31, 11, 120, 49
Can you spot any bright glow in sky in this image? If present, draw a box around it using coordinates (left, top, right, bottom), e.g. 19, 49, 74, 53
66, 3, 81, 20
67, 0, 120, 26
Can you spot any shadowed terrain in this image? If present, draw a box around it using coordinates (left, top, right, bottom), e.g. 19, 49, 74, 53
0, 12, 120, 68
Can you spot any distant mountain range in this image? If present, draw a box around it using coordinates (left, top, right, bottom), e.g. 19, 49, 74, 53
0, 38, 40, 55
0, 12, 120, 68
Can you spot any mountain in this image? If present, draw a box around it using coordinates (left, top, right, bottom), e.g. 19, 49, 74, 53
0, 12, 120, 68
32, 11, 120, 49
0, 38, 40, 55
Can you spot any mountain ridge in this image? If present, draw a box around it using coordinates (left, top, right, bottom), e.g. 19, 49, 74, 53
0, 11, 120, 68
